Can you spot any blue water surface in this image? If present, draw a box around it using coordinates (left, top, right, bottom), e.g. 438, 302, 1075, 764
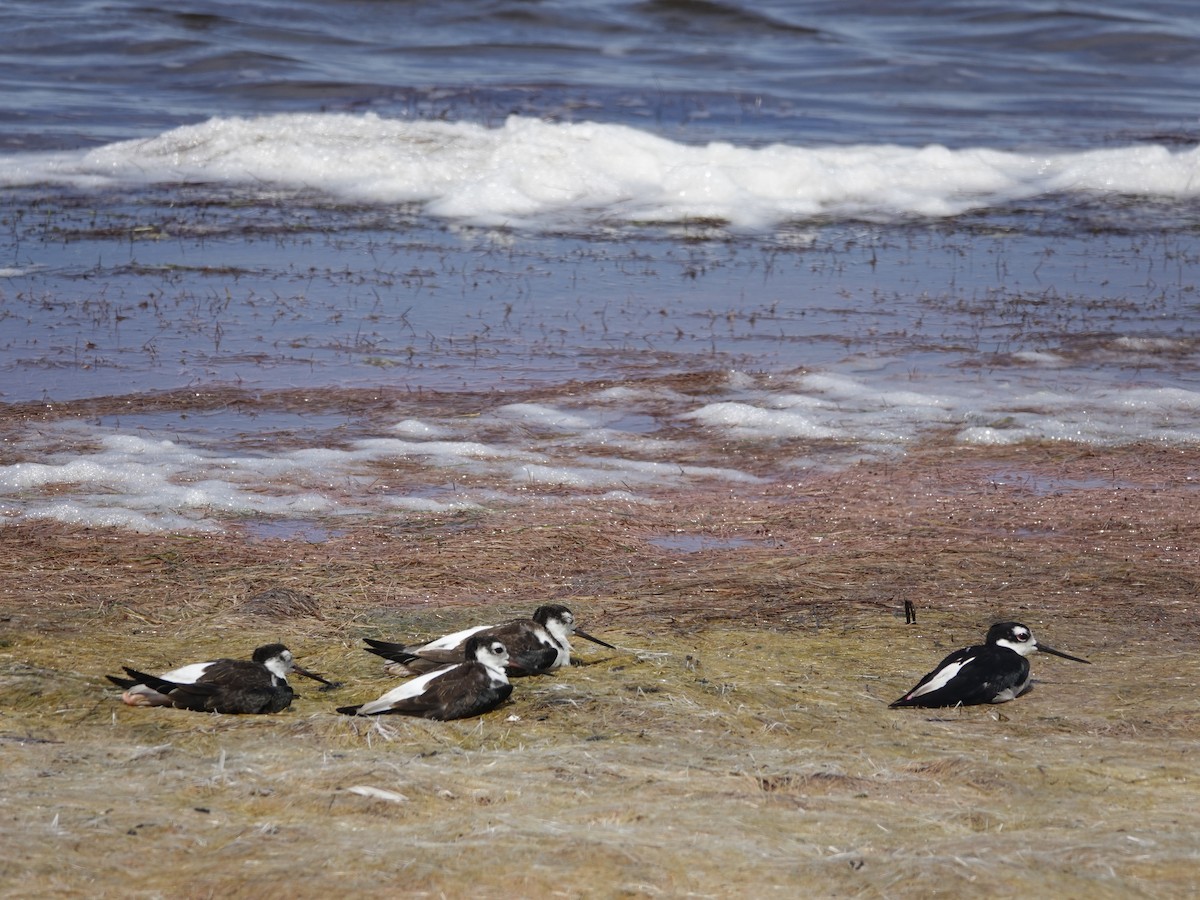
3, 0, 1198, 150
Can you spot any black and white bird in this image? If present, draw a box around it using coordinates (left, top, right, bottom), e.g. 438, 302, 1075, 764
337, 635, 513, 720
107, 643, 335, 714
362, 604, 615, 677
889, 622, 1090, 708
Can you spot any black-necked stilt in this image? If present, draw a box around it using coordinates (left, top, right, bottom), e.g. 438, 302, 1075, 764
362, 604, 615, 677
337, 635, 513, 720
106, 643, 335, 714
889, 622, 1090, 708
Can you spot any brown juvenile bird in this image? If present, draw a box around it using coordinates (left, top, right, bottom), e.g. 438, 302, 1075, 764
362, 604, 615, 677
338, 635, 512, 721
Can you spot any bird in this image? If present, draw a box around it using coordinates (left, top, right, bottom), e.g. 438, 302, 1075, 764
337, 635, 513, 720
889, 622, 1090, 708
106, 643, 336, 714
361, 604, 615, 677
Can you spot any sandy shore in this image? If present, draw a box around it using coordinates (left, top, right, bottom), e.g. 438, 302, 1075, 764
2, 440, 1198, 898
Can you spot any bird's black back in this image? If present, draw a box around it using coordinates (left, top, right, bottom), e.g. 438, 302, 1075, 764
121, 658, 295, 714
890, 644, 1030, 708
364, 619, 561, 676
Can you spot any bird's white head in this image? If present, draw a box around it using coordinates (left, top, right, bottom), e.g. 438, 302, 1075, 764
990, 623, 1037, 657
466, 636, 511, 673
252, 643, 296, 678
986, 622, 1090, 664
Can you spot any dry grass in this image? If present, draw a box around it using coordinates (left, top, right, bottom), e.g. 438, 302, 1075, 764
2, 441, 1199, 898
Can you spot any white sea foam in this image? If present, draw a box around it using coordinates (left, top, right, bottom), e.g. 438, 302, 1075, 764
21, 501, 218, 534
3, 114, 1198, 228
682, 401, 842, 439
390, 419, 455, 438
3, 365, 1197, 532
0, 407, 760, 531
4, 328, 1198, 528
494, 403, 601, 431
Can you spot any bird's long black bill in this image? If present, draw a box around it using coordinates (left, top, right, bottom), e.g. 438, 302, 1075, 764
1040, 644, 1090, 664
574, 628, 617, 650
293, 663, 339, 687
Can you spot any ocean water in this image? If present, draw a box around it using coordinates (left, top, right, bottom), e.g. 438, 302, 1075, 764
1, 0, 1198, 532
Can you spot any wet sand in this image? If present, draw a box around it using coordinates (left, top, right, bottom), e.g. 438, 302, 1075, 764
2, 437, 1198, 897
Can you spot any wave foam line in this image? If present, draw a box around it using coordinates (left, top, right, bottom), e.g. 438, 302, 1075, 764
4, 114, 1198, 227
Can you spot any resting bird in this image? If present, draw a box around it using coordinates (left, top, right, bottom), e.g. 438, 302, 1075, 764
890, 622, 1089, 708
362, 604, 615, 677
338, 635, 513, 721
107, 643, 335, 714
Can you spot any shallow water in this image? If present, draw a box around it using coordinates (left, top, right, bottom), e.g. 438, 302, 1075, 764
647, 533, 763, 553
5, 210, 1196, 400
